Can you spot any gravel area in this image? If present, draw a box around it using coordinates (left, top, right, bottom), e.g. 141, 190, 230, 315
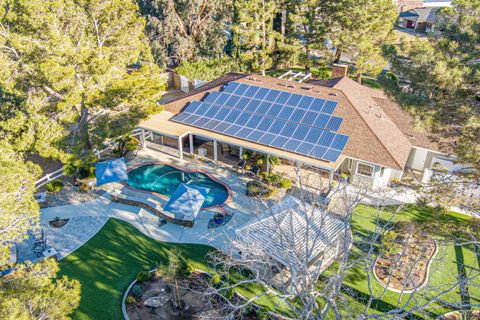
44, 179, 121, 208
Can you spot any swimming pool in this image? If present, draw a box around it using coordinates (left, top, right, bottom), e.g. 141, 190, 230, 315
124, 163, 230, 208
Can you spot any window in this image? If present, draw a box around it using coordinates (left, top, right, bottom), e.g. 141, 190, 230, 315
379, 167, 385, 177
356, 163, 374, 177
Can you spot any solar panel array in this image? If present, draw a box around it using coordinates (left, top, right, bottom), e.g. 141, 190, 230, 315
171, 81, 349, 162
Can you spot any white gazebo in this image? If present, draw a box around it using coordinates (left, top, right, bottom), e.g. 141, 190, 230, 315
235, 196, 351, 290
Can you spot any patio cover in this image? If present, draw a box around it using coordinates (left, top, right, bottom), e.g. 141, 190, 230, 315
95, 157, 128, 186
163, 183, 210, 221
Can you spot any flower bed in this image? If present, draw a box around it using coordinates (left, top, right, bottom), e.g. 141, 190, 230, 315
374, 222, 437, 292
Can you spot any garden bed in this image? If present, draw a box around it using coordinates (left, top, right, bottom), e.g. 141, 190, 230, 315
48, 218, 70, 228
374, 222, 437, 292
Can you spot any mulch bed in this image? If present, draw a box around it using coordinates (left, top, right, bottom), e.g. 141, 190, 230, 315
374, 223, 436, 291
48, 218, 70, 228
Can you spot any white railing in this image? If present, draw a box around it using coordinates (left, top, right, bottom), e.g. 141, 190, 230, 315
34, 129, 150, 189
35, 167, 65, 189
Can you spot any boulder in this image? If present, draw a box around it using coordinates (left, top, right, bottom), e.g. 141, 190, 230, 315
143, 296, 170, 308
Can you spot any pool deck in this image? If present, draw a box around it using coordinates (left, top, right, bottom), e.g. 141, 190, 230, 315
26, 149, 267, 262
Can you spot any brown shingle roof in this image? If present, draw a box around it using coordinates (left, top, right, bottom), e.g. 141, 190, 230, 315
157, 74, 428, 169
318, 77, 413, 168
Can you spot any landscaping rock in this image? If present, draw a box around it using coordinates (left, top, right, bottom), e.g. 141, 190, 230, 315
143, 296, 170, 308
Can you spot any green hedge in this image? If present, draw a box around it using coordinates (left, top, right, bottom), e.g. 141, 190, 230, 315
45, 180, 64, 193
175, 57, 244, 81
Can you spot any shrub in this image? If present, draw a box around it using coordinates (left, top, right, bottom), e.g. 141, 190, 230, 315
175, 57, 244, 81
135, 271, 152, 283
386, 71, 399, 82
45, 180, 64, 193
222, 287, 235, 300
279, 177, 292, 189
131, 284, 143, 298
256, 158, 263, 166
381, 231, 399, 255
125, 295, 136, 305
245, 164, 251, 171
178, 261, 195, 277
246, 181, 274, 198
113, 136, 140, 157
209, 274, 221, 287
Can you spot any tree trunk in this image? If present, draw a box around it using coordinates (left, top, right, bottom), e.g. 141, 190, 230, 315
80, 95, 92, 150
334, 48, 342, 63
356, 72, 362, 84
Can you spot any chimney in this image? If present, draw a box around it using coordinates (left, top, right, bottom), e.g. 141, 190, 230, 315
331, 64, 348, 78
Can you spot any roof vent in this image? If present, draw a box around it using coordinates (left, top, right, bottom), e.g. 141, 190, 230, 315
329, 92, 338, 96
287, 84, 296, 88
375, 113, 382, 118
248, 77, 256, 81
301, 86, 313, 91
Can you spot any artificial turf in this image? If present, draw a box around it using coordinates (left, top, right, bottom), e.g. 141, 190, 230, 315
337, 204, 479, 318
58, 218, 214, 320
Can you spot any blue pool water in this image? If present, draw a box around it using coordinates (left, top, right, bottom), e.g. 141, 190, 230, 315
125, 164, 229, 208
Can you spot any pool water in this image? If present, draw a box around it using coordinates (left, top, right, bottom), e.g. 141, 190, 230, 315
125, 164, 229, 208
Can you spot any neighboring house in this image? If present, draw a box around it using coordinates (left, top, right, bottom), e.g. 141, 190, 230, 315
138, 65, 451, 190
394, 0, 451, 12
397, 7, 442, 33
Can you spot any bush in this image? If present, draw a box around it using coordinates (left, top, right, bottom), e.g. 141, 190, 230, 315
178, 261, 195, 277
131, 284, 143, 298
279, 177, 292, 189
125, 295, 136, 305
381, 231, 399, 255
386, 71, 399, 82
209, 274, 221, 287
246, 181, 274, 198
113, 136, 140, 157
135, 271, 152, 283
45, 180, 64, 193
175, 57, 244, 81
264, 172, 282, 186
222, 287, 235, 300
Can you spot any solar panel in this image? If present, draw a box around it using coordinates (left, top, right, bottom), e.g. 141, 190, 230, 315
170, 81, 349, 162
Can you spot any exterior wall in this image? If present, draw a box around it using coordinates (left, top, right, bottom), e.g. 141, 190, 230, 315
406, 147, 445, 172
339, 157, 400, 189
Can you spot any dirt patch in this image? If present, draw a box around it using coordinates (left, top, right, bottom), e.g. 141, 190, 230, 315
374, 222, 436, 292
48, 218, 70, 228
126, 272, 260, 320
126, 273, 225, 320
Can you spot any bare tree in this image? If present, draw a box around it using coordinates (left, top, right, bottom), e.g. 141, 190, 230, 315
197, 164, 479, 319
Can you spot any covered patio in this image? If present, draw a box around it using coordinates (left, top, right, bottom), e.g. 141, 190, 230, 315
138, 111, 339, 189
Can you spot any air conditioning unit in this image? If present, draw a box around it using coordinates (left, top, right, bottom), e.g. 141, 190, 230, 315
198, 148, 208, 157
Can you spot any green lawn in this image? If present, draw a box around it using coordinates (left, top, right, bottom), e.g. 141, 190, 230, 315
336, 204, 480, 318
58, 219, 214, 320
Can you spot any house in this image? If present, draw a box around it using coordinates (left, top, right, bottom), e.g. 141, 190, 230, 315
394, 0, 451, 12
138, 65, 450, 190
397, 7, 442, 33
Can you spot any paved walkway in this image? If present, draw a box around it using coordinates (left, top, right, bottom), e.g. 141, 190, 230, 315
31, 150, 268, 261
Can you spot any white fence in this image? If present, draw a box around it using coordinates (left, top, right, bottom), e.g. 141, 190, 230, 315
34, 128, 150, 189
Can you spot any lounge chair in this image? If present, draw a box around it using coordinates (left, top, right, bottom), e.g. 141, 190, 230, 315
247, 165, 260, 177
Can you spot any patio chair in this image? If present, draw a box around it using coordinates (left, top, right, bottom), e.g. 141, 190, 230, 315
247, 165, 260, 177
234, 159, 246, 172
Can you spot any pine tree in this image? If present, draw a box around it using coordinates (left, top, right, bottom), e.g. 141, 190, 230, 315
0, 0, 167, 164
330, 0, 397, 82
286, 0, 332, 72
233, 0, 278, 75
390, 0, 480, 171
139, 0, 232, 67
